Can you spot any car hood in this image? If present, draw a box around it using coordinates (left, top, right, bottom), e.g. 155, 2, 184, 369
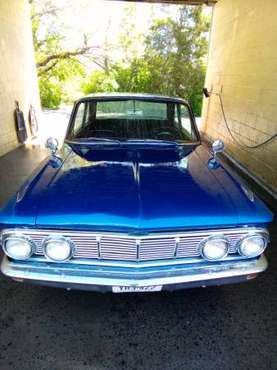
5, 144, 272, 231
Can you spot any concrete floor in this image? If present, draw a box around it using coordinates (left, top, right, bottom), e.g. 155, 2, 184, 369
32, 107, 70, 147
0, 145, 276, 370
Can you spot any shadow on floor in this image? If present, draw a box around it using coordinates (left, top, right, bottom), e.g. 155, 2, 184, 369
0, 145, 47, 208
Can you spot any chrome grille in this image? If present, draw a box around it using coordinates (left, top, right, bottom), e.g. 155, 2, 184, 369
12, 227, 257, 262
139, 237, 176, 260
100, 236, 137, 260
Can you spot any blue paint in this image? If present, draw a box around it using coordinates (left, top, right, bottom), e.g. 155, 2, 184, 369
0, 142, 273, 232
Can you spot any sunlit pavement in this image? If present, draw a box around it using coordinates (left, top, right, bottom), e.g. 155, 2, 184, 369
0, 130, 276, 369
32, 106, 71, 147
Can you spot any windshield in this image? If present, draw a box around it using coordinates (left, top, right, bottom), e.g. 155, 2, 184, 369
66, 99, 198, 143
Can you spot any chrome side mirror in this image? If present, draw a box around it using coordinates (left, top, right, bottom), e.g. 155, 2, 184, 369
208, 139, 225, 169
46, 137, 59, 156
212, 139, 225, 159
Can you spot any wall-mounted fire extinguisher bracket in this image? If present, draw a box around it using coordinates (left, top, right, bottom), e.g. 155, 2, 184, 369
14, 100, 28, 143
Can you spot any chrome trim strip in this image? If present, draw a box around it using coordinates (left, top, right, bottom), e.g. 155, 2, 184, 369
28, 254, 253, 268
1, 227, 267, 240
1, 255, 268, 287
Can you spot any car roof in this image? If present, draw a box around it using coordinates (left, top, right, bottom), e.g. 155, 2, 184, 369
76, 93, 188, 105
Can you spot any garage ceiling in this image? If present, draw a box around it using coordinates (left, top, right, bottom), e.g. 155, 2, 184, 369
112, 0, 217, 5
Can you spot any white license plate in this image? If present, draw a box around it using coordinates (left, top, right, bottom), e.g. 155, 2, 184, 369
112, 285, 162, 293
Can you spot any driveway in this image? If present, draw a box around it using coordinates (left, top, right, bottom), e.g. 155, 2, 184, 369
0, 146, 276, 370
32, 106, 71, 147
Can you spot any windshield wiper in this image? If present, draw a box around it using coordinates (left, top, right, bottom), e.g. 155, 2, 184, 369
67, 138, 185, 146
125, 139, 178, 145
70, 137, 122, 144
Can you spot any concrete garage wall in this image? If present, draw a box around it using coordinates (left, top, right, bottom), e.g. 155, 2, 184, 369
0, 0, 40, 157
202, 0, 277, 196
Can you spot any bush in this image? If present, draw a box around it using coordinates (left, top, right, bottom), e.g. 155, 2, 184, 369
39, 79, 62, 109
82, 70, 118, 95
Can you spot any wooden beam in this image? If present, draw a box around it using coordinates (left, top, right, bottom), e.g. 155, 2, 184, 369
109, 0, 217, 5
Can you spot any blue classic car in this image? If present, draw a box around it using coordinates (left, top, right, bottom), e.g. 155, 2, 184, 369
0, 94, 273, 292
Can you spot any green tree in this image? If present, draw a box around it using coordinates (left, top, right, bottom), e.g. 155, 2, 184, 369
141, 7, 210, 115
82, 6, 210, 116
31, 0, 100, 108
112, 59, 152, 93
82, 70, 118, 95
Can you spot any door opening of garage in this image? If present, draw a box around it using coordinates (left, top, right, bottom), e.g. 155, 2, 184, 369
0, 0, 276, 197
30, 0, 211, 145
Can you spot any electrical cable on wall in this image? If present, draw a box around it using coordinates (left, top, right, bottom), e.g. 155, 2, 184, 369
203, 88, 277, 149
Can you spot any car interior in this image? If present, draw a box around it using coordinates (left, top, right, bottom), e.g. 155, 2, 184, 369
68, 100, 197, 142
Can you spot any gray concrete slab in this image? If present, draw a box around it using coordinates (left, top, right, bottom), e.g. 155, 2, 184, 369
0, 145, 47, 208
0, 145, 276, 370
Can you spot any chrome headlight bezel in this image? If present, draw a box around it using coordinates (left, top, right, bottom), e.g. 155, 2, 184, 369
237, 232, 269, 258
199, 234, 229, 261
42, 235, 75, 263
2, 233, 36, 260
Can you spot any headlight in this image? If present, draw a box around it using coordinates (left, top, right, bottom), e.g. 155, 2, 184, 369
238, 234, 268, 258
3, 235, 35, 260
200, 235, 229, 261
43, 236, 74, 262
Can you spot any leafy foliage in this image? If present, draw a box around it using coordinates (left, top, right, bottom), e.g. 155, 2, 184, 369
82, 71, 118, 95
83, 7, 210, 116
31, 1, 87, 108
39, 78, 62, 109
32, 2, 210, 114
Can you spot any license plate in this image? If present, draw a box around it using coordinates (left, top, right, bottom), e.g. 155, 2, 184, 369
112, 285, 162, 293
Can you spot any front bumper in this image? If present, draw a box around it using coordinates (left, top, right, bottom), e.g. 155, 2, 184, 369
0, 255, 268, 292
